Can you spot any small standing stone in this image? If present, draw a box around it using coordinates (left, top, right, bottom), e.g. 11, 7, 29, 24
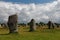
29, 19, 36, 32
47, 21, 52, 29
47, 21, 55, 29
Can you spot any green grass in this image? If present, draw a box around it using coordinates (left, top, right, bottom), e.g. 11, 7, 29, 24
0, 26, 60, 40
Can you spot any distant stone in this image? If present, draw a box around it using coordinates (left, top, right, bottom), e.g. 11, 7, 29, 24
47, 21, 55, 29
29, 19, 36, 32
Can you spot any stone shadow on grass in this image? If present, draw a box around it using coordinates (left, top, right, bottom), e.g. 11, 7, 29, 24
0, 32, 18, 35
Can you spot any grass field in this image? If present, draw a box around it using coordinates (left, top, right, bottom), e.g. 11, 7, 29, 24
0, 26, 60, 40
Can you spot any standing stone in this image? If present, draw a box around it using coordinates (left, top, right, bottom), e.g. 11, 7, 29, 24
47, 21, 55, 29
47, 21, 52, 29
7, 14, 18, 33
29, 19, 36, 32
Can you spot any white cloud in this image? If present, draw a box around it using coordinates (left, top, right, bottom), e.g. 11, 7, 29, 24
0, 0, 60, 23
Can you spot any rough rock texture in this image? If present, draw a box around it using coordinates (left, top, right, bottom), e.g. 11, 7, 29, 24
29, 19, 36, 32
7, 14, 18, 33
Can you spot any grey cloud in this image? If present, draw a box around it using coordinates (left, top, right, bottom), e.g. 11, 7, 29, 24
0, 0, 60, 23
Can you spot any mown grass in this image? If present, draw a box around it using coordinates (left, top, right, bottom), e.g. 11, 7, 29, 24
0, 26, 60, 40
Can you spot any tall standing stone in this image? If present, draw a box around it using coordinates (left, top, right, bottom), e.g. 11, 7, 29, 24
29, 19, 36, 32
7, 14, 18, 33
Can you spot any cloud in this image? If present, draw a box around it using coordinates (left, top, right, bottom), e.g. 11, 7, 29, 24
0, 0, 60, 23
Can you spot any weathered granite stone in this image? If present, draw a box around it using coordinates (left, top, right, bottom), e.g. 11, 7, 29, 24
7, 14, 18, 33
29, 19, 36, 32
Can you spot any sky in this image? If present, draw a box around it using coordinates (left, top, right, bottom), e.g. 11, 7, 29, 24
0, 0, 56, 4
0, 0, 60, 23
